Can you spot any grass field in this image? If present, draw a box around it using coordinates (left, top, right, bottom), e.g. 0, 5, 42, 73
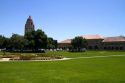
0, 51, 125, 83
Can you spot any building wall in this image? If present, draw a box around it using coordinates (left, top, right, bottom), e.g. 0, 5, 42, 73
102, 42, 125, 50
58, 43, 72, 49
58, 39, 125, 50
86, 39, 103, 50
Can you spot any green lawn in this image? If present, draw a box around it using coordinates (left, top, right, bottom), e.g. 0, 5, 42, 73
47, 51, 125, 58
0, 51, 125, 83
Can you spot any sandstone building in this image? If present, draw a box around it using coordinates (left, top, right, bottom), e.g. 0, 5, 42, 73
58, 34, 125, 50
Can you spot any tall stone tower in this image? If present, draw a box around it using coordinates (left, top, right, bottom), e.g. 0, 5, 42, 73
25, 16, 35, 34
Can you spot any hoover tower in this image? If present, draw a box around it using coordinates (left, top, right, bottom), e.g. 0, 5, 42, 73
25, 16, 35, 34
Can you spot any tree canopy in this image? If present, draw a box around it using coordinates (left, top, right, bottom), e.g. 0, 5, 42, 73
0, 29, 57, 52
47, 37, 57, 49
0, 35, 6, 49
71, 36, 87, 51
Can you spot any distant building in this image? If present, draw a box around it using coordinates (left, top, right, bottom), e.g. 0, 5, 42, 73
58, 39, 72, 49
81, 34, 104, 50
25, 16, 35, 34
58, 34, 125, 50
102, 36, 125, 50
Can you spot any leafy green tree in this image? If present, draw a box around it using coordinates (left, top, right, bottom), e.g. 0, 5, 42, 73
0, 35, 6, 49
47, 37, 54, 49
10, 34, 25, 50
47, 37, 57, 49
53, 40, 58, 49
3, 37, 10, 49
0, 29, 56, 52
71, 36, 87, 51
34, 29, 47, 49
24, 29, 48, 50
25, 31, 35, 41
24, 31, 35, 50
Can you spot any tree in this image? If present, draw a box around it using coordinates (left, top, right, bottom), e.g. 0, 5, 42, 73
24, 31, 35, 50
47, 37, 58, 49
3, 37, 10, 49
9, 34, 25, 50
71, 36, 87, 51
34, 29, 47, 49
53, 40, 58, 49
0, 35, 6, 49
0, 29, 56, 52
24, 29, 48, 50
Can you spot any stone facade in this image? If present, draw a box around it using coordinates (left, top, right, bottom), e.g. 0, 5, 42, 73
102, 36, 125, 50
58, 39, 72, 49
86, 39, 103, 50
81, 35, 103, 50
25, 16, 35, 34
58, 35, 125, 50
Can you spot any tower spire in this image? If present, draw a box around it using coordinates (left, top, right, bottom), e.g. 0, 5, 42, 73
24, 16, 35, 34
29, 15, 32, 19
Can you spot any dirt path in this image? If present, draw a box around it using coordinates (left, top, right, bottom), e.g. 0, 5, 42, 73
0, 55, 125, 62
0, 58, 10, 62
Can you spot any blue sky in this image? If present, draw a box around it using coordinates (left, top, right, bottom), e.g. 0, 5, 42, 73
0, 0, 125, 41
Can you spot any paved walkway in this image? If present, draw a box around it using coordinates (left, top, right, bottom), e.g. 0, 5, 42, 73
0, 58, 10, 62
72, 55, 125, 60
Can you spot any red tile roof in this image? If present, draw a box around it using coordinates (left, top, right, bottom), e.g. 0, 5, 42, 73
59, 35, 125, 44
81, 34, 104, 39
103, 36, 125, 42
59, 39, 72, 43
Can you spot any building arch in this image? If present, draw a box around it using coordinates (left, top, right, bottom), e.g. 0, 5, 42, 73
112, 47, 114, 50
120, 47, 123, 50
